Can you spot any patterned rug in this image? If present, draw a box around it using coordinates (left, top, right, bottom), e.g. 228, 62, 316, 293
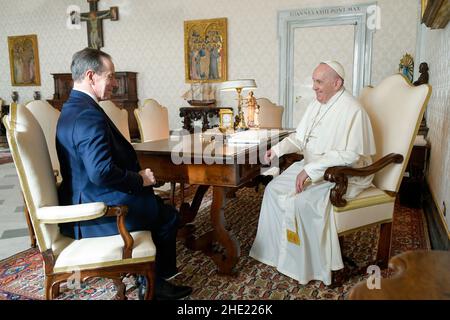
0, 185, 430, 300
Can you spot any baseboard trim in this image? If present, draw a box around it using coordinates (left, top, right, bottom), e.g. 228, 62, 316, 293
423, 181, 450, 250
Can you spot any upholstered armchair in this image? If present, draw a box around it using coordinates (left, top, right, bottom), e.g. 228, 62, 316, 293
21, 101, 62, 248
25, 100, 61, 181
134, 98, 170, 143
134, 99, 184, 205
323, 74, 431, 283
3, 103, 156, 300
99, 100, 131, 142
256, 98, 284, 129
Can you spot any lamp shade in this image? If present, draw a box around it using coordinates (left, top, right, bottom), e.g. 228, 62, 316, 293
219, 79, 257, 91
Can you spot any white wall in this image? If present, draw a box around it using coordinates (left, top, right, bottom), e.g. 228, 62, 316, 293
418, 22, 450, 235
0, 0, 418, 129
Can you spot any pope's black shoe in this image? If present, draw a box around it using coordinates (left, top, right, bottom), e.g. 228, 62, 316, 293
155, 279, 192, 300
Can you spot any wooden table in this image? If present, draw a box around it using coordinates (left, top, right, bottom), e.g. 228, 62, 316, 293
134, 129, 291, 275
349, 250, 450, 300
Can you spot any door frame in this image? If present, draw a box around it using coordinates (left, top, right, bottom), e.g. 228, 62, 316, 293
278, 3, 377, 127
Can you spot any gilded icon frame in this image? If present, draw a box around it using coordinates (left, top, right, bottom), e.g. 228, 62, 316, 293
184, 17, 227, 83
8, 34, 41, 86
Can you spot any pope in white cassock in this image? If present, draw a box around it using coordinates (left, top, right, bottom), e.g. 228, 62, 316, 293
249, 61, 376, 285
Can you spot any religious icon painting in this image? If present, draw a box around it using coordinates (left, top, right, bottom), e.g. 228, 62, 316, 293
184, 17, 228, 83
7, 34, 41, 86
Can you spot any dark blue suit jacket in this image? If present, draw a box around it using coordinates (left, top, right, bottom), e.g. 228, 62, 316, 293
56, 90, 158, 239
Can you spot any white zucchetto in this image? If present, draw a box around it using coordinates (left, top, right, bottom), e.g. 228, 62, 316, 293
321, 61, 345, 80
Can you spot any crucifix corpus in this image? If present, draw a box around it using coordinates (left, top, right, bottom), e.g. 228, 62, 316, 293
81, 0, 119, 49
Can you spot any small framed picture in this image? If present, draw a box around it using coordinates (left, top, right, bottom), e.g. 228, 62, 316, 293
219, 109, 234, 132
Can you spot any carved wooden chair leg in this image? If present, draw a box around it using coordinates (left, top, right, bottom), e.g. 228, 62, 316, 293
44, 276, 54, 300
112, 277, 127, 300
144, 266, 155, 300
375, 222, 392, 269
51, 282, 61, 299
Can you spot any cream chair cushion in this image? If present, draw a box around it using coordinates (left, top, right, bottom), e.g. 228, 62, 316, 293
134, 99, 169, 142
359, 75, 430, 192
24, 100, 61, 177
53, 231, 156, 273
257, 98, 284, 129
333, 187, 395, 233
99, 100, 131, 142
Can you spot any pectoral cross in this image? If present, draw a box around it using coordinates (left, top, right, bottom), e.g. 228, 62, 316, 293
81, 0, 119, 49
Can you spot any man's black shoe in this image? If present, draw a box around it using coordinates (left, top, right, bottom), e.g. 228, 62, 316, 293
155, 279, 192, 300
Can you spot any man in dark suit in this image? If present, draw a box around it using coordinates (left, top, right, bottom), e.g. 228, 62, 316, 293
56, 47, 192, 300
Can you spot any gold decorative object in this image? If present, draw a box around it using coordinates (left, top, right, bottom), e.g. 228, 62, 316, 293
219, 79, 257, 131
218, 109, 234, 133
184, 17, 227, 83
245, 91, 258, 128
399, 53, 414, 83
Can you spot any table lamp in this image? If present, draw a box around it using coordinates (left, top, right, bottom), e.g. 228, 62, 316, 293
219, 79, 257, 131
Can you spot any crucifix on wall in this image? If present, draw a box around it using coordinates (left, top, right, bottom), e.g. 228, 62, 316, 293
81, 0, 118, 49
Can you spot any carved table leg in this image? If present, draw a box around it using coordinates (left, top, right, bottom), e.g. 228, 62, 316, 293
209, 186, 240, 275
179, 185, 209, 226
178, 185, 240, 275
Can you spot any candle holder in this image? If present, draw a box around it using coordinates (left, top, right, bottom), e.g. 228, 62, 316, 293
219, 79, 257, 131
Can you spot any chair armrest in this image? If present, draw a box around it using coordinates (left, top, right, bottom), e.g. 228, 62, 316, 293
103, 205, 133, 259
53, 170, 64, 188
324, 153, 403, 207
36, 202, 107, 223
38, 203, 133, 259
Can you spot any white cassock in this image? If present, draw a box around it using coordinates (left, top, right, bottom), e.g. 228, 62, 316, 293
249, 88, 376, 285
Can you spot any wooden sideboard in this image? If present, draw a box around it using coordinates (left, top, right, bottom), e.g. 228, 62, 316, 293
47, 72, 140, 139
399, 144, 430, 208
179, 106, 234, 133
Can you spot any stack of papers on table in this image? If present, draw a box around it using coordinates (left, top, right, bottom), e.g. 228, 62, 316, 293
227, 129, 279, 144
